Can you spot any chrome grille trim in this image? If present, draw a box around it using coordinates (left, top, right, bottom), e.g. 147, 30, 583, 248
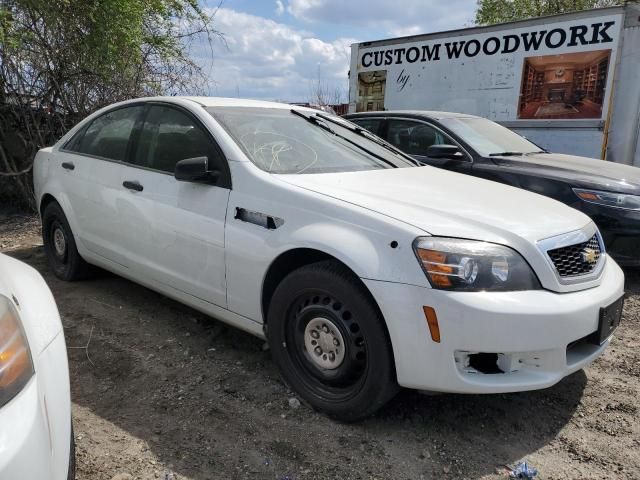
537, 224, 606, 286
547, 234, 601, 277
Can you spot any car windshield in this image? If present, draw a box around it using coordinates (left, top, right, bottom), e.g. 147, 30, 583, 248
207, 107, 416, 174
438, 117, 545, 157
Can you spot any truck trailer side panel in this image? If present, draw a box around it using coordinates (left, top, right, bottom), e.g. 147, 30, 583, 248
349, 5, 638, 165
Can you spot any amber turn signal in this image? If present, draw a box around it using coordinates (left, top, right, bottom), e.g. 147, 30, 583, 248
416, 249, 453, 287
574, 190, 600, 201
422, 306, 441, 343
0, 297, 34, 407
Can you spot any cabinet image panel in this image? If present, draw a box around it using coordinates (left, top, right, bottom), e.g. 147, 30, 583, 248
518, 50, 611, 120
357, 70, 386, 112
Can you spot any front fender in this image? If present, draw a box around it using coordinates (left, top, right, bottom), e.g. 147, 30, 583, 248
224, 186, 430, 323
285, 222, 382, 278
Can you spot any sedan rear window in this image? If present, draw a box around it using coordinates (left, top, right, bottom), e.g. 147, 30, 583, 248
65, 106, 144, 161
207, 107, 415, 174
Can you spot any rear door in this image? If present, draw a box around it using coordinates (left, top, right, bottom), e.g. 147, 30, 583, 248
118, 103, 231, 307
58, 105, 145, 266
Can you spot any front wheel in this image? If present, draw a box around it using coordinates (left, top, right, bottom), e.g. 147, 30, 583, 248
267, 260, 398, 421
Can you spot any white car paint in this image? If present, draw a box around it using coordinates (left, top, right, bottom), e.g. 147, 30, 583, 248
33, 96, 625, 395
0, 253, 72, 479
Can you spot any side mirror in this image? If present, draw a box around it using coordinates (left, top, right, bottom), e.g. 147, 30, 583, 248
424, 144, 464, 160
174, 156, 220, 183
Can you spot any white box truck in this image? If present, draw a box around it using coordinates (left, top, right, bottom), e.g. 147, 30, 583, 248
348, 3, 640, 166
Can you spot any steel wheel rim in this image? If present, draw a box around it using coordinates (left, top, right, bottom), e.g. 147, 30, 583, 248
304, 317, 346, 369
287, 290, 368, 397
52, 224, 67, 259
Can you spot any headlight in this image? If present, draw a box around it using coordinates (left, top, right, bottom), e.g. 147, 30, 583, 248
573, 188, 640, 211
0, 295, 34, 408
413, 237, 541, 291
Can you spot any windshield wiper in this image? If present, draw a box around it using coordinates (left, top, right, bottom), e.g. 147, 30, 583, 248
488, 151, 526, 157
314, 112, 421, 166
291, 109, 400, 169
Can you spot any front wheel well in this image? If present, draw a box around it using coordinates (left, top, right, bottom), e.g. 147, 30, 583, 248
262, 248, 385, 323
262, 249, 334, 322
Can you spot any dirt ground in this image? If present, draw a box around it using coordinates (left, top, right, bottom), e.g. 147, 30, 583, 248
1, 211, 639, 480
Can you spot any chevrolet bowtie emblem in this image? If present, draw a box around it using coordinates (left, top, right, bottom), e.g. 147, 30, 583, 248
581, 248, 598, 264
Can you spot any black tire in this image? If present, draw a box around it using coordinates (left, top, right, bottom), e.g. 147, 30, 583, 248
42, 202, 92, 281
67, 423, 76, 480
267, 260, 399, 421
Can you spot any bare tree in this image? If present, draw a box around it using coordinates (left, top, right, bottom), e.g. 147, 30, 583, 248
308, 67, 345, 107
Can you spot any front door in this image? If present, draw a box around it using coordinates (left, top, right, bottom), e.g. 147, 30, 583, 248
385, 119, 472, 173
118, 103, 230, 308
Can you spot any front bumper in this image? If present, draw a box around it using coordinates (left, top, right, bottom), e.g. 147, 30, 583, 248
0, 332, 72, 480
364, 258, 625, 393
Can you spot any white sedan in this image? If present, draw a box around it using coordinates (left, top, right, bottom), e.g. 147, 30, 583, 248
0, 253, 74, 478
33, 97, 625, 421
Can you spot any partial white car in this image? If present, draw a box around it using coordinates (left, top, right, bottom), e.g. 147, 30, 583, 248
0, 253, 74, 478
33, 97, 625, 421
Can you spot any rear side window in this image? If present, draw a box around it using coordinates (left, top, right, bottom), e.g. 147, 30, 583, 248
65, 106, 144, 161
133, 105, 220, 174
350, 118, 384, 136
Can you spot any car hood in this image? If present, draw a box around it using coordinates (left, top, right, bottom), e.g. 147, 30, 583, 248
489, 153, 640, 194
277, 166, 591, 245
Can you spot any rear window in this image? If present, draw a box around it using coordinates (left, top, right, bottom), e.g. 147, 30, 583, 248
65, 106, 144, 161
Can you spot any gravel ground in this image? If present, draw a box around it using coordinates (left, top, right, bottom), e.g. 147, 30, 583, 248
1, 212, 639, 480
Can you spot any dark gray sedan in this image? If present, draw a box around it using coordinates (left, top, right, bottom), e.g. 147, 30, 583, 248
344, 111, 640, 266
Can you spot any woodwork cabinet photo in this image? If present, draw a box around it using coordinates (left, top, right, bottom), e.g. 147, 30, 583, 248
518, 50, 611, 119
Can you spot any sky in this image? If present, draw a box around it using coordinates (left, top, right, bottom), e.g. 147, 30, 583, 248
195, 0, 478, 102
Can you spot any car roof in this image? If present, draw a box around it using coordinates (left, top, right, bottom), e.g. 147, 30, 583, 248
111, 96, 317, 111
178, 96, 300, 109
344, 110, 481, 121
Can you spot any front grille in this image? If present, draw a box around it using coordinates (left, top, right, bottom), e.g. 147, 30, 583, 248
547, 234, 602, 277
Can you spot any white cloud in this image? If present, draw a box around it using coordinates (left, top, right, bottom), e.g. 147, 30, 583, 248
195, 8, 355, 101
275, 0, 285, 16
389, 25, 423, 38
288, 0, 475, 35
189, 2, 476, 101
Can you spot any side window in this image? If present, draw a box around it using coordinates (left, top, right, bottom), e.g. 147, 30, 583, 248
133, 105, 220, 174
64, 125, 88, 152
350, 118, 383, 137
66, 106, 144, 161
386, 120, 453, 156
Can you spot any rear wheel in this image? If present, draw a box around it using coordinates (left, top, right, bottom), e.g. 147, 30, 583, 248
267, 260, 398, 421
42, 202, 92, 281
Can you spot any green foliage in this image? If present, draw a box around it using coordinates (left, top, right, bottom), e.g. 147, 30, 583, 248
0, 0, 218, 208
0, 0, 215, 108
475, 0, 623, 25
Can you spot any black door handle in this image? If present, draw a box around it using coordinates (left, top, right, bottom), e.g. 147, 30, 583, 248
61, 162, 75, 170
122, 180, 143, 192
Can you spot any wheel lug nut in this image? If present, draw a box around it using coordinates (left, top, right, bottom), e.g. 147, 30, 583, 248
314, 347, 322, 356
333, 338, 339, 346
311, 331, 319, 339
